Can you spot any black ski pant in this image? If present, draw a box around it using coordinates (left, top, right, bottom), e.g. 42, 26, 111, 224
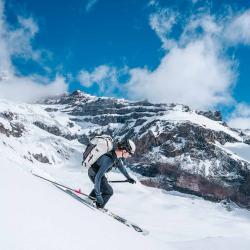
88, 168, 113, 208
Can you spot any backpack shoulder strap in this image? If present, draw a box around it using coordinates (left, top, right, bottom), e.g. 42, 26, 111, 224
90, 150, 115, 172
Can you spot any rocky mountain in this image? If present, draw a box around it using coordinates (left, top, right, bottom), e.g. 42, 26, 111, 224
1, 90, 250, 209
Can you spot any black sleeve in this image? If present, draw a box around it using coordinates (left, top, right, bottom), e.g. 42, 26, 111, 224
117, 159, 131, 180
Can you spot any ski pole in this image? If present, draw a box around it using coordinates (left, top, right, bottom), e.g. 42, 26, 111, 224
109, 180, 129, 183
33, 173, 96, 200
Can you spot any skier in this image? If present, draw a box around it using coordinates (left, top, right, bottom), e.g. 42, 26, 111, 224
88, 139, 136, 208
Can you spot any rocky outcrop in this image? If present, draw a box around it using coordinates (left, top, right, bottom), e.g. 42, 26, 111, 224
196, 110, 222, 121
125, 121, 250, 207
33, 121, 77, 140
0, 112, 25, 137
33, 153, 50, 164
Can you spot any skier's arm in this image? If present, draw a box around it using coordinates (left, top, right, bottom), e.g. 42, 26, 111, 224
94, 156, 113, 195
117, 159, 132, 180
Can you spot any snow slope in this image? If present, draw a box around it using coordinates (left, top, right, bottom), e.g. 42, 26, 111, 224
2, 146, 250, 250
1, 98, 250, 249
223, 142, 250, 163
0, 156, 166, 250
48, 166, 250, 250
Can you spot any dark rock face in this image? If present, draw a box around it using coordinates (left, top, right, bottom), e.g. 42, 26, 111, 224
33, 153, 50, 164
196, 110, 222, 121
243, 134, 250, 145
41, 90, 250, 209
0, 111, 17, 121
69, 101, 166, 126
0, 112, 25, 137
9, 122, 25, 137
33, 121, 77, 140
126, 122, 250, 207
132, 122, 238, 156
44, 91, 167, 126
0, 123, 25, 137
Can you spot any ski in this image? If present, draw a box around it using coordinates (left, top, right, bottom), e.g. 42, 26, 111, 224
57, 185, 149, 235
32, 172, 92, 199
54, 185, 96, 210
32, 172, 149, 235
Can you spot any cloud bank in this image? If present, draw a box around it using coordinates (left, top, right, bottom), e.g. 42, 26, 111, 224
224, 9, 250, 45
228, 103, 250, 130
126, 8, 243, 110
78, 65, 126, 96
0, 0, 68, 103
78, 4, 250, 111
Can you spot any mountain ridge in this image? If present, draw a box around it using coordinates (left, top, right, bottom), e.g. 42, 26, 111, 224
1, 90, 250, 208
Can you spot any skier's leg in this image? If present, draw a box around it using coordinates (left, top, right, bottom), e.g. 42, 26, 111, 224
88, 167, 96, 182
99, 176, 113, 208
89, 189, 96, 198
88, 168, 97, 198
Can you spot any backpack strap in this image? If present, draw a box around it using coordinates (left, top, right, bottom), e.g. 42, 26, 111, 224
82, 143, 96, 165
91, 150, 116, 173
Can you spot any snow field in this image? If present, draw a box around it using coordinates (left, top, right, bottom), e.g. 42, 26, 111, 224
1, 98, 250, 249
0, 156, 167, 250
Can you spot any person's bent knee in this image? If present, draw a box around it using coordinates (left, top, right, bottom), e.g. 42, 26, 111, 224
107, 188, 114, 196
110, 188, 114, 196
103, 188, 113, 196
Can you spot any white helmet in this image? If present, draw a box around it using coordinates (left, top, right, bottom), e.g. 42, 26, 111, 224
119, 139, 136, 155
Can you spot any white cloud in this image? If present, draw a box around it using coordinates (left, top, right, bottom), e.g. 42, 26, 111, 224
78, 65, 111, 87
85, 0, 98, 12
180, 14, 222, 43
75, 5, 250, 111
149, 9, 177, 50
0, 0, 68, 102
125, 7, 250, 109
7, 16, 40, 61
0, 1, 12, 73
224, 10, 250, 45
121, 9, 236, 109
148, 0, 158, 7
18, 16, 38, 35
78, 65, 119, 94
126, 39, 235, 109
0, 75, 68, 102
228, 103, 250, 130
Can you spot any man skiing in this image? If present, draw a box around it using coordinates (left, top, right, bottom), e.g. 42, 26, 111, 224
88, 139, 136, 208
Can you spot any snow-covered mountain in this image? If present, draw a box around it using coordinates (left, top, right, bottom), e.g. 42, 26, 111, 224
1, 91, 250, 249
39, 90, 250, 208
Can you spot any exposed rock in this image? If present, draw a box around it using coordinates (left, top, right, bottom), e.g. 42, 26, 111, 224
0, 111, 17, 121
32, 153, 50, 164
0, 121, 25, 137
243, 135, 250, 145
33, 121, 77, 140
197, 110, 222, 121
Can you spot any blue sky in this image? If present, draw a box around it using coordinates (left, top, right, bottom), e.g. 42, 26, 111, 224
1, 0, 250, 128
6, 0, 163, 83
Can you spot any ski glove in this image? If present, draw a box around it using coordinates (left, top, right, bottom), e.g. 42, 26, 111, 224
95, 194, 104, 206
127, 178, 136, 184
